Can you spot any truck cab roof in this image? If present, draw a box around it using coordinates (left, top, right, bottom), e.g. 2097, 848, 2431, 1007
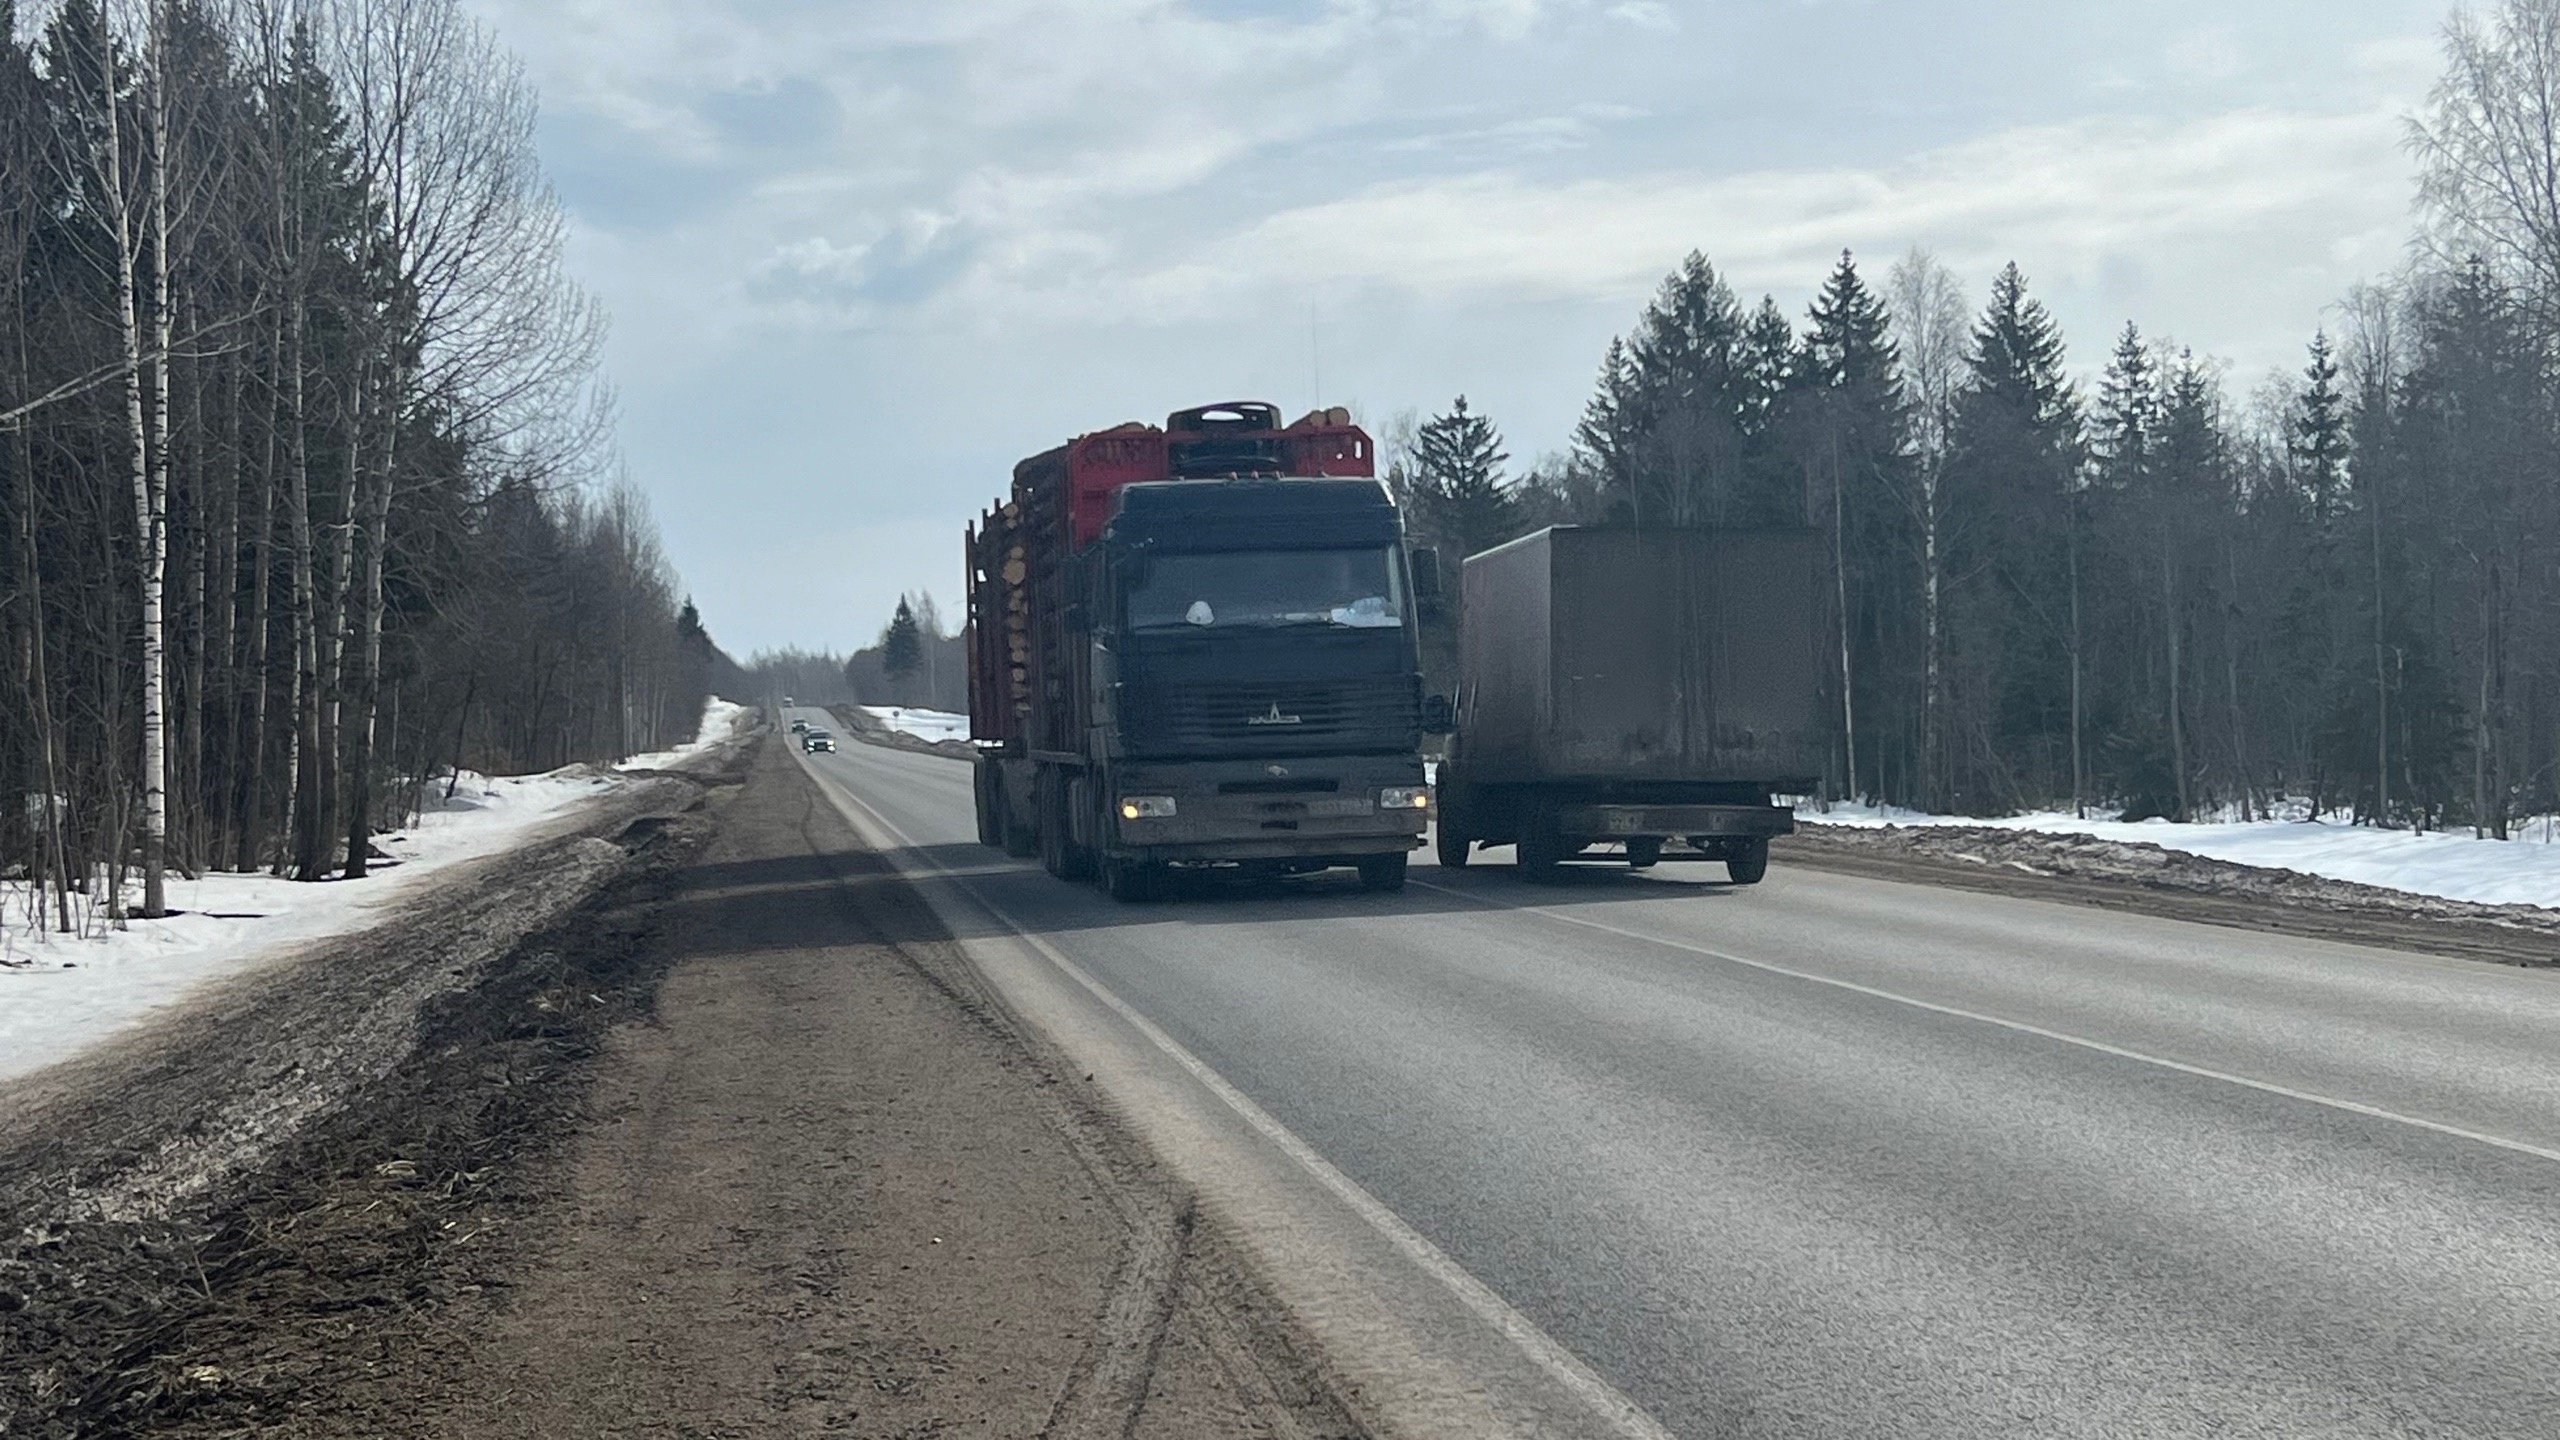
1105, 476, 1400, 553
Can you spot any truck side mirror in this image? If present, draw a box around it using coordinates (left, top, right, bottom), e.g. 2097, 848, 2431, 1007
1421, 694, 1455, 735
1409, 547, 1441, 603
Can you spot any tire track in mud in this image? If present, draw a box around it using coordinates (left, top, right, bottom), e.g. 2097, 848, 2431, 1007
789, 777, 1330, 1440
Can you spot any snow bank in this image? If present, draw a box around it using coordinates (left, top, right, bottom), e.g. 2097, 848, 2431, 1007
618, 696, 751, 771
1808, 802, 2560, 910
864, 705, 971, 745
0, 768, 614, 1085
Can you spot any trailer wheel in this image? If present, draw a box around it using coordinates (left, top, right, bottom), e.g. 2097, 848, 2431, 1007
1434, 823, 1471, 869
1357, 853, 1408, 893
1625, 837, 1661, 870
1516, 823, 1569, 883
1725, 839, 1769, 885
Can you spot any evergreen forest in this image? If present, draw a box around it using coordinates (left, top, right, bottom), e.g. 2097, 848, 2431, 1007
1396, 1, 2560, 835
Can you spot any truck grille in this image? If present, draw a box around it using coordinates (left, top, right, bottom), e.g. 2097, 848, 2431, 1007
1126, 676, 1417, 755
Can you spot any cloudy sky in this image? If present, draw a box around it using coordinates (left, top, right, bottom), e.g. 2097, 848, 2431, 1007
459, 0, 2447, 659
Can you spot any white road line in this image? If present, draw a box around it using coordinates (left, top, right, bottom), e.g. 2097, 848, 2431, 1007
1411, 876, 2560, 1169
797, 755, 1678, 1440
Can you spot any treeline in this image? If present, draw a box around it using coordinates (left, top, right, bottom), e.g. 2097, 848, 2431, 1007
746, 592, 965, 715
1395, 0, 2560, 834
2, 0, 727, 940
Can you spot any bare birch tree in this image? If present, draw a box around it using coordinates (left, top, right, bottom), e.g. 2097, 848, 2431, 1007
2411, 0, 2560, 318
1885, 248, 1967, 810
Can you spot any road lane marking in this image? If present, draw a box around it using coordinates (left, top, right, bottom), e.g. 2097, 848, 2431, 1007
1411, 876, 2560, 1169
796, 753, 1679, 1440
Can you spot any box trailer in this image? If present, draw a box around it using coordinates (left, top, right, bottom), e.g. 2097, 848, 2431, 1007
1434, 526, 1826, 883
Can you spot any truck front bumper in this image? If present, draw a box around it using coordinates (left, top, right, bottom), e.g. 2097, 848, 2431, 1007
1556, 802, 1796, 842
1108, 755, 1428, 864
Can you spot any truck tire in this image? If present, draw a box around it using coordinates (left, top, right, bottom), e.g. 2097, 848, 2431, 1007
1003, 804, 1038, 860
973, 761, 1001, 848
1725, 839, 1769, 885
1038, 771, 1093, 881
1357, 853, 1408, 893
1434, 824, 1471, 869
1625, 837, 1661, 870
1516, 823, 1569, 883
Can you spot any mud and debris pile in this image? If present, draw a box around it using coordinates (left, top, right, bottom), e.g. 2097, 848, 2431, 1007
1783, 822, 2560, 965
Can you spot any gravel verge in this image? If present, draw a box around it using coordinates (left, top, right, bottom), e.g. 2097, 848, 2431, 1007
0, 748, 742, 1436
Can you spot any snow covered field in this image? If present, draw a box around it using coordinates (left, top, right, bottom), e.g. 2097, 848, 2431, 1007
1, 696, 749, 1087
1810, 802, 2560, 911
864, 705, 971, 744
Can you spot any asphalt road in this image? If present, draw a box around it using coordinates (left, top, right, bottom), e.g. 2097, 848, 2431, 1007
791, 712, 2560, 1439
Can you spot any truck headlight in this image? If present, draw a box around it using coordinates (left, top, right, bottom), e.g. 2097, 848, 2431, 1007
1770, 794, 1808, 809
1379, 786, 1431, 811
1119, 795, 1177, 820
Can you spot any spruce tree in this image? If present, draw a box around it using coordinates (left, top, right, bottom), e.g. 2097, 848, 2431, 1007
882, 597, 923, 693
1627, 251, 1747, 525
1573, 336, 1641, 521
2094, 322, 2158, 495
1791, 251, 1906, 799
1413, 395, 1517, 560
1950, 262, 2085, 809
2290, 331, 2349, 523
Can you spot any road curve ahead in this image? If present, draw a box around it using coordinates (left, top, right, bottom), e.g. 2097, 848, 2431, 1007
790, 713, 2560, 1440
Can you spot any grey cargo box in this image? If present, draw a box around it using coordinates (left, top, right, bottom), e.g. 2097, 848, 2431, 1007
1457, 527, 1826, 785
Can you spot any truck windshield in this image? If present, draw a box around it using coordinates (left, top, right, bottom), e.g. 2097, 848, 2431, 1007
1126, 548, 1403, 631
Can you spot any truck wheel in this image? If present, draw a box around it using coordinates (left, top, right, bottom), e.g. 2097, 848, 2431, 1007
1725, 839, 1769, 885
1357, 853, 1408, 893
973, 762, 1001, 848
1002, 803, 1038, 859
1434, 824, 1471, 869
1625, 837, 1661, 870
1516, 824, 1569, 883
1102, 856, 1162, 903
1038, 772, 1092, 880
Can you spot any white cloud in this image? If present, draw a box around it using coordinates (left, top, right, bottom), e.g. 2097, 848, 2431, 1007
461, 0, 2448, 652
937, 104, 2410, 339
2166, 25, 2248, 82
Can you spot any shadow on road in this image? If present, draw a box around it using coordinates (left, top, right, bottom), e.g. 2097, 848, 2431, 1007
658, 838, 1745, 957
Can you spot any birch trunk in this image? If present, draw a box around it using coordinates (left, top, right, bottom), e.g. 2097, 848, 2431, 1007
2162, 534, 2189, 822
101, 23, 172, 920
286, 293, 319, 878
209, 336, 242, 860
150, 39, 180, 887
1919, 464, 1943, 811
239, 310, 281, 871
311, 362, 363, 873
343, 358, 400, 878
2067, 496, 2085, 819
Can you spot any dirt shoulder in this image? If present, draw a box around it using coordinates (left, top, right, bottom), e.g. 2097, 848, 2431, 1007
1, 732, 1355, 1438
1777, 822, 2560, 969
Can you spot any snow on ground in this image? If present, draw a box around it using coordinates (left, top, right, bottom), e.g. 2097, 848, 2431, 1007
3, 698, 754, 1084
865, 705, 971, 745
0, 768, 617, 1084
1809, 801, 2560, 910
618, 696, 752, 771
